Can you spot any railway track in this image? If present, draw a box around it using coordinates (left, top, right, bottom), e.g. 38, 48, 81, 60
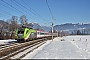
0, 38, 48, 59
0, 43, 20, 50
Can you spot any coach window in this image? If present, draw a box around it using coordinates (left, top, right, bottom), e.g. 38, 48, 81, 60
40, 32, 44, 35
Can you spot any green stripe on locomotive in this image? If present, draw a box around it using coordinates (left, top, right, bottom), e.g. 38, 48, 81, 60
15, 28, 18, 38
23, 28, 36, 40
15, 27, 36, 40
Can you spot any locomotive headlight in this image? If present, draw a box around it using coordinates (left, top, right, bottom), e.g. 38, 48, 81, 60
18, 34, 23, 39
18, 34, 23, 36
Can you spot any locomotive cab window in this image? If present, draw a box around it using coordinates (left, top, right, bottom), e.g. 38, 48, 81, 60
18, 29, 24, 34
26, 30, 29, 34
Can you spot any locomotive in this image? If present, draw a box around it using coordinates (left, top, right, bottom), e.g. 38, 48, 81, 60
15, 26, 37, 42
15, 26, 56, 42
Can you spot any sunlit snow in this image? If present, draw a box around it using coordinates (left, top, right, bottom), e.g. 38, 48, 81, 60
0, 35, 90, 59
0, 39, 17, 44
23, 35, 90, 59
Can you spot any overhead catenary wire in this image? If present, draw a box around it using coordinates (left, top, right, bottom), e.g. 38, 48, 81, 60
0, 11, 10, 17
1, 0, 24, 15
22, 0, 47, 22
46, 0, 54, 18
46, 0, 55, 26
0, 2, 13, 19
11, 0, 35, 20
0, 0, 41, 25
14, 0, 40, 18
0, 0, 32, 23
0, 2, 14, 16
0, 12, 9, 19
1, 0, 36, 22
0, 9, 13, 16
14, 0, 48, 24
13, 0, 46, 24
0, 0, 51, 26
0, 2, 21, 20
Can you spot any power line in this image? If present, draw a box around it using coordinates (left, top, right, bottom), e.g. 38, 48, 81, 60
1, 0, 36, 21
46, 0, 54, 18
0, 0, 34, 23
0, 0, 52, 26
14, 0, 48, 23
22, 0, 47, 22
14, 0, 38, 17
0, 12, 9, 18
0, 9, 13, 16
11, 0, 35, 20
0, 10, 10, 17
1, 0, 24, 15
0, 2, 15, 16
0, 2, 13, 19
13, 0, 45, 23
0, 0, 44, 25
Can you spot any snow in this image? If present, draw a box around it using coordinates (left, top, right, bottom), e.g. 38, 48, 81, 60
0, 39, 17, 44
10, 41, 48, 59
22, 40, 52, 59
1, 35, 90, 59
23, 35, 90, 59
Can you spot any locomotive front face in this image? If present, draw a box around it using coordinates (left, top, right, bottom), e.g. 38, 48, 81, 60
17, 28, 24, 39
16, 27, 37, 42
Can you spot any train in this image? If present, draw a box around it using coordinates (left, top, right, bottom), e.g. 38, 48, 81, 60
15, 26, 57, 42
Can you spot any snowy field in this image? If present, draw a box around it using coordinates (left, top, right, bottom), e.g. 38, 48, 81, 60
0, 35, 90, 59
23, 35, 90, 59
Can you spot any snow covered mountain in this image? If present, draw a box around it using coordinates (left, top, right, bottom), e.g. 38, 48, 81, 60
54, 23, 90, 31
26, 22, 51, 32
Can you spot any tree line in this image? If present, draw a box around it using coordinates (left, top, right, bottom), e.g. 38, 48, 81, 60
0, 15, 28, 40
71, 29, 90, 35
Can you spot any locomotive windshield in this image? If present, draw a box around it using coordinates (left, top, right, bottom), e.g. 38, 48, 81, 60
18, 28, 24, 34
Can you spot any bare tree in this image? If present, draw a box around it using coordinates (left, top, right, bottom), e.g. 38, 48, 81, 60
6, 16, 18, 39
20, 15, 28, 25
9, 16, 18, 31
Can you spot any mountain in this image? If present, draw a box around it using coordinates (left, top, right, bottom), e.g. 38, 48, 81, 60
0, 20, 8, 25
54, 23, 90, 34
0, 20, 9, 29
54, 23, 90, 31
27, 22, 51, 32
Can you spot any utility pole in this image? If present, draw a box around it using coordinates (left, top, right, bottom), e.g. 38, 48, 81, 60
52, 17, 54, 40
46, 0, 55, 40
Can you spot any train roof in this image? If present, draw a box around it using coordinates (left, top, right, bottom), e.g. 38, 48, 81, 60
36, 30, 43, 31
22, 26, 32, 29
36, 30, 49, 33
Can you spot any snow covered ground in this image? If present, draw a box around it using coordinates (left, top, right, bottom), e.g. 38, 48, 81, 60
0, 35, 90, 59
23, 35, 90, 59
0, 39, 17, 44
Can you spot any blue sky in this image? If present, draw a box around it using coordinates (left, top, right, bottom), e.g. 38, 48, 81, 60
0, 0, 90, 26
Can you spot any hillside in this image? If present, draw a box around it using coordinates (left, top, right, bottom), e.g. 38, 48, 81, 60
54, 23, 90, 31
